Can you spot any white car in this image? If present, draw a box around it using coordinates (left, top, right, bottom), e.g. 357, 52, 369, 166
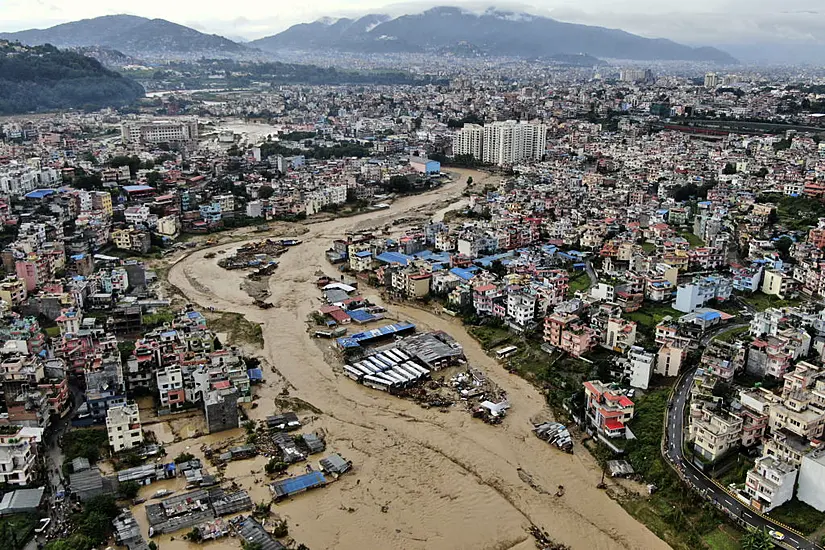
769, 529, 785, 541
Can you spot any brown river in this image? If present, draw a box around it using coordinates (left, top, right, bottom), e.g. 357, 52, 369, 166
153, 169, 670, 550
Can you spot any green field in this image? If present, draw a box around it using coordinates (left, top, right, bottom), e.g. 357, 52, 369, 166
768, 498, 825, 534
740, 292, 801, 312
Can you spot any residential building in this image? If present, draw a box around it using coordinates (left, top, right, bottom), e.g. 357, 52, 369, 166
106, 403, 143, 453
692, 409, 743, 462
583, 380, 635, 439
797, 449, 825, 511
656, 343, 687, 377
0, 425, 39, 486
674, 275, 732, 313
744, 456, 797, 512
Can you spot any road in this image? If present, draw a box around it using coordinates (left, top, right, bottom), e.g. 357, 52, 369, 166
700, 322, 750, 347
665, 368, 820, 550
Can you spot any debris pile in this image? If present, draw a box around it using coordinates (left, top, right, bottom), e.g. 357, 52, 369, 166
218, 239, 296, 270
533, 422, 573, 453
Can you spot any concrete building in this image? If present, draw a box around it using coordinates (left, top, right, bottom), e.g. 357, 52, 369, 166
798, 449, 825, 511
656, 343, 687, 377
0, 426, 39, 486
106, 403, 143, 453
451, 123, 483, 159
624, 346, 655, 390
482, 121, 547, 166
583, 380, 635, 439
674, 276, 732, 313
693, 409, 743, 462
744, 456, 797, 512
762, 269, 795, 299
157, 366, 185, 409
121, 119, 199, 146
205, 388, 239, 434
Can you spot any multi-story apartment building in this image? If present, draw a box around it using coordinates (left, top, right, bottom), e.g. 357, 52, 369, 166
692, 409, 743, 462
744, 456, 797, 512
157, 366, 185, 410
674, 275, 732, 313
121, 119, 199, 146
583, 380, 635, 439
451, 123, 483, 159
0, 425, 38, 486
106, 403, 143, 453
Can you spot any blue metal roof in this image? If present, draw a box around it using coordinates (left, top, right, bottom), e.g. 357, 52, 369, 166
698, 311, 721, 321
375, 251, 413, 266
24, 189, 56, 199
247, 368, 264, 380
450, 267, 476, 281
271, 471, 327, 497
122, 185, 153, 192
348, 309, 376, 323
353, 251, 372, 258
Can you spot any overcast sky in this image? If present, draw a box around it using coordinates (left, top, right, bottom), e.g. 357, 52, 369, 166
3, 0, 823, 45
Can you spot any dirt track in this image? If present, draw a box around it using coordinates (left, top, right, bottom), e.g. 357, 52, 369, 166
161, 170, 671, 550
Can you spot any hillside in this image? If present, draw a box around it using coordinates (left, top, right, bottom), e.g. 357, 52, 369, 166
0, 41, 144, 114
0, 14, 254, 60
252, 6, 737, 63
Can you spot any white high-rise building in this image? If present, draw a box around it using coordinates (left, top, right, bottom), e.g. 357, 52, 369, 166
451, 123, 484, 159
704, 72, 719, 88
482, 121, 547, 166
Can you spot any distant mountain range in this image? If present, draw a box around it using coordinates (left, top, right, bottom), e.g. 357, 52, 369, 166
0, 14, 254, 60
250, 7, 737, 63
0, 8, 737, 64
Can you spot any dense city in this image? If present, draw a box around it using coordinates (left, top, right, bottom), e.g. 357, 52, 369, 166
2, 5, 825, 550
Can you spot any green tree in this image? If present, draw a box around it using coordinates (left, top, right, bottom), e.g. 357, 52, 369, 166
119, 480, 141, 499
722, 162, 737, 175
775, 236, 794, 259
258, 185, 275, 199
466, 176, 473, 185
740, 527, 775, 550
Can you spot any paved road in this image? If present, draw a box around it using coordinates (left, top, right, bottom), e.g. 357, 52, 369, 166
584, 259, 598, 286
699, 322, 750, 347
665, 368, 820, 550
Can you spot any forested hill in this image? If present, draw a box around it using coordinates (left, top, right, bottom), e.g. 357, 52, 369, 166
0, 41, 144, 114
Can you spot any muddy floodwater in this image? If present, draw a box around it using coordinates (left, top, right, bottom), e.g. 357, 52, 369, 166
161, 169, 670, 550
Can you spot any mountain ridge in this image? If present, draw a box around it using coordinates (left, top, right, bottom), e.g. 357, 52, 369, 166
0, 14, 254, 60
251, 6, 737, 63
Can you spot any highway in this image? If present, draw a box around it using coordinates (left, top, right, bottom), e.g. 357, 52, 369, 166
665, 368, 820, 550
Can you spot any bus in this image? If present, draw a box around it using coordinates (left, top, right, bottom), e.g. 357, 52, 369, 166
390, 367, 416, 384
384, 349, 405, 363
355, 362, 379, 375
395, 364, 421, 381
495, 346, 518, 359
405, 362, 430, 378
343, 365, 364, 381
382, 370, 407, 385
394, 349, 411, 361
363, 375, 393, 392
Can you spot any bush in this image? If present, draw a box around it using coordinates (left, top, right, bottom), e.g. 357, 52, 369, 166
265, 459, 288, 475
271, 519, 288, 538
119, 480, 140, 499
174, 452, 195, 464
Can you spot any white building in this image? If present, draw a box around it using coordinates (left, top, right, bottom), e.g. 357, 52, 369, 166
482, 121, 547, 166
157, 366, 184, 409
0, 162, 61, 197
744, 456, 797, 512
124, 205, 151, 225
451, 123, 483, 159
106, 403, 143, 453
506, 290, 537, 328
798, 449, 825, 512
674, 276, 732, 313
121, 119, 199, 145
625, 346, 655, 390
0, 426, 39, 486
